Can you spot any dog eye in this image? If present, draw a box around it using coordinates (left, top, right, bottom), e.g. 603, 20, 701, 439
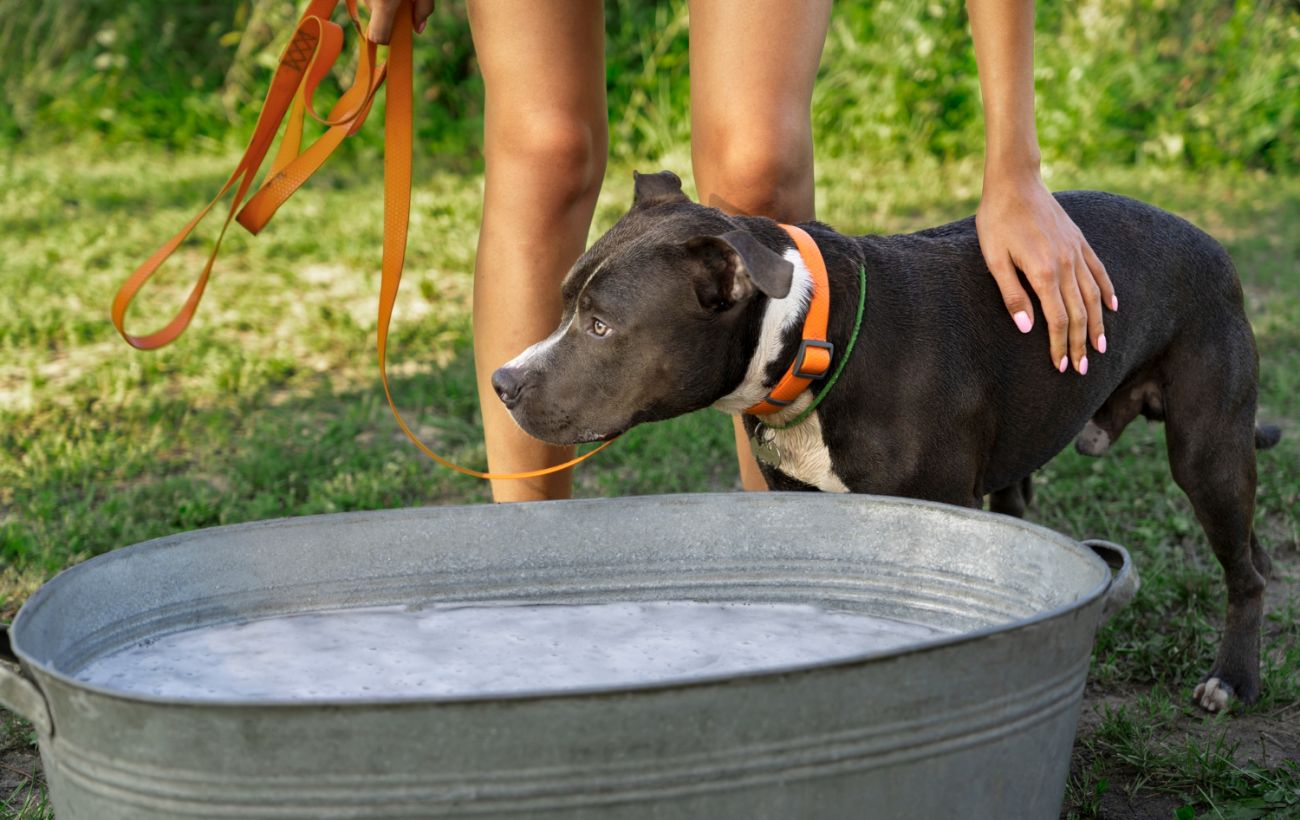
590, 318, 611, 337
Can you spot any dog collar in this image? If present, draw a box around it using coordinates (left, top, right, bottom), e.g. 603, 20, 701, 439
744, 224, 834, 416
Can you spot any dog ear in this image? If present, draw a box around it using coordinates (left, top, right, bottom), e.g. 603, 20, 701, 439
685, 230, 794, 310
632, 170, 688, 207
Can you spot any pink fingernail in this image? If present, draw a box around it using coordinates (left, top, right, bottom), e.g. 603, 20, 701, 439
1058, 356, 1068, 373
415, 18, 426, 33
1013, 311, 1032, 333
1110, 295, 1119, 311
1097, 334, 1107, 354
1079, 355, 1089, 375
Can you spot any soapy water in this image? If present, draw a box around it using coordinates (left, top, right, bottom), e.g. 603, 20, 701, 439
73, 601, 952, 701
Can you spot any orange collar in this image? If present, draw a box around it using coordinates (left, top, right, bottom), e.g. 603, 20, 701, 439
744, 224, 834, 416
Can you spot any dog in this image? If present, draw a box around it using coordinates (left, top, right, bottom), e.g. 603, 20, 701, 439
491, 170, 1281, 712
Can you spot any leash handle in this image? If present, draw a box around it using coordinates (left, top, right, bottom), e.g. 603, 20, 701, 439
111, 0, 611, 480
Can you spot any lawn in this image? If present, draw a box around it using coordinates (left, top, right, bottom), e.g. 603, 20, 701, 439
1, 145, 1297, 819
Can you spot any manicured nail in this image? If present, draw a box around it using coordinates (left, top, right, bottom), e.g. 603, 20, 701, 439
415, 18, 426, 33
1013, 311, 1032, 333
1110, 295, 1119, 311
1059, 355, 1068, 373
1097, 334, 1107, 354
1079, 355, 1089, 375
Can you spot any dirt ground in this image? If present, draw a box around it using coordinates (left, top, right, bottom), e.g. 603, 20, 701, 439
1071, 690, 1300, 819
0, 744, 40, 814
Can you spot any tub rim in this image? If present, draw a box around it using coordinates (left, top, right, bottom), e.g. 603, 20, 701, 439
8, 493, 1117, 710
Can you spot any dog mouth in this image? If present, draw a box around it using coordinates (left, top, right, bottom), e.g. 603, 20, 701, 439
505, 409, 626, 446
555, 427, 624, 445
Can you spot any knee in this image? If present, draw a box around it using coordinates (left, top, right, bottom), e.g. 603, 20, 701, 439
694, 117, 813, 219
492, 112, 607, 205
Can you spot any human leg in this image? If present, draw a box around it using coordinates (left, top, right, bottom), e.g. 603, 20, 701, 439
688, 0, 833, 491
467, 0, 607, 501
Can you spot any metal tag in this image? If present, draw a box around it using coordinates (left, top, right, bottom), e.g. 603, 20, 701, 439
748, 424, 782, 468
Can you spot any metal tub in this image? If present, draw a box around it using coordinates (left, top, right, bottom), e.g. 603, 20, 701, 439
1, 493, 1133, 819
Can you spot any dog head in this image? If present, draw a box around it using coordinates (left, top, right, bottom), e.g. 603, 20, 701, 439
491, 170, 795, 444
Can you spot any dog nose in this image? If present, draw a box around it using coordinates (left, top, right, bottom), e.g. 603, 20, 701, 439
491, 366, 525, 408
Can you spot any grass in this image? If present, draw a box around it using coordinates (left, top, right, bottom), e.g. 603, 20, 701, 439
1066, 693, 1300, 819
1, 145, 1298, 819
0, 712, 42, 820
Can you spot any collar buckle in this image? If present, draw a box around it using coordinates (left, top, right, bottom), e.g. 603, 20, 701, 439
792, 339, 835, 380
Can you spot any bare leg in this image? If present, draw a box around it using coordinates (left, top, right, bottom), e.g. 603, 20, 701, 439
688, 0, 832, 491
468, 1, 607, 502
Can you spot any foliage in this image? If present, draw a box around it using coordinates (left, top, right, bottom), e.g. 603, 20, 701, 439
2, 0, 1297, 171
0, 0, 483, 160
0, 0, 239, 146
815, 0, 1300, 171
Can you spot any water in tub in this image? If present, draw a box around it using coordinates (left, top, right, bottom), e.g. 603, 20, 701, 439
73, 601, 951, 700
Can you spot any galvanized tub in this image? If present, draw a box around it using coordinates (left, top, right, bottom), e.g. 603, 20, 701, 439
1, 493, 1133, 820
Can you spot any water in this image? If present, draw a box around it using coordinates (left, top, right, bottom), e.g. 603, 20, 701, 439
73, 601, 951, 701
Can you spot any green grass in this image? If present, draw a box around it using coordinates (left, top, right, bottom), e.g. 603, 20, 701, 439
1069, 690, 1300, 818
1, 146, 1298, 819
0, 789, 47, 820
0, 712, 43, 820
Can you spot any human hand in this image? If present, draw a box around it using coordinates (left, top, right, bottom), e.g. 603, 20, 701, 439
976, 169, 1116, 375
362, 0, 435, 44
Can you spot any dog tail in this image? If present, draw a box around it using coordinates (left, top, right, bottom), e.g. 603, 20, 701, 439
1255, 424, 1283, 450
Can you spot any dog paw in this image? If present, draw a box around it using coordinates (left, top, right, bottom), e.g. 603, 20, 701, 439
1192, 677, 1234, 712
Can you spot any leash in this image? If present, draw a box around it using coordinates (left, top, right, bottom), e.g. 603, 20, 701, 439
109, 0, 614, 480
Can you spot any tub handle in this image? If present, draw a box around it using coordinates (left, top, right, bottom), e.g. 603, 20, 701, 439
0, 623, 52, 737
1083, 539, 1139, 623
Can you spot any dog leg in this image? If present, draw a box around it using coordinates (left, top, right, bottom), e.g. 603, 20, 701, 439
1162, 354, 1268, 711
988, 474, 1033, 518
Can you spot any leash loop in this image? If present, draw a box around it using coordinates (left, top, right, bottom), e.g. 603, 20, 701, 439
111, 0, 612, 480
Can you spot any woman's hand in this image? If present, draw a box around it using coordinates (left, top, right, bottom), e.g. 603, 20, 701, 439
966, 0, 1116, 375
976, 167, 1116, 374
363, 0, 435, 44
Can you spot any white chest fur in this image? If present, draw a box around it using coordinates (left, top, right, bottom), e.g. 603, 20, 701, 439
758, 394, 850, 493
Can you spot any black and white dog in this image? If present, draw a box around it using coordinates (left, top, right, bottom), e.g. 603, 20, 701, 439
491, 170, 1280, 712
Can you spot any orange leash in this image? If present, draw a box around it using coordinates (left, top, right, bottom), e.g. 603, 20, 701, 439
110, 0, 614, 480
